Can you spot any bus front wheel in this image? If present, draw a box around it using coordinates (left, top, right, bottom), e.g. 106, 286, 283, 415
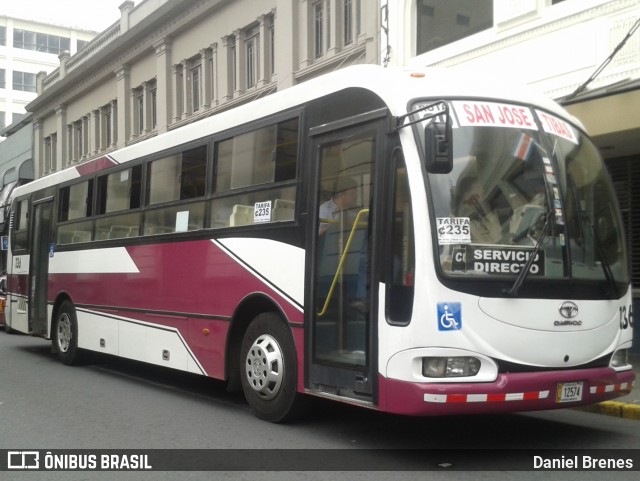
240, 312, 301, 422
53, 301, 82, 366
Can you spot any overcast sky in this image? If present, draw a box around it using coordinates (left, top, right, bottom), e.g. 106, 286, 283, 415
1, 0, 138, 32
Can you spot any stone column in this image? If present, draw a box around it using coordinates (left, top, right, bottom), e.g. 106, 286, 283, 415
153, 37, 172, 133
115, 65, 131, 148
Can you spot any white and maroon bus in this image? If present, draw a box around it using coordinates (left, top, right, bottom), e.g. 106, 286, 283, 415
5, 65, 634, 421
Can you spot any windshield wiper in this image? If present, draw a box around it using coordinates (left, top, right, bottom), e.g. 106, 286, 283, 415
505, 210, 554, 297
588, 218, 619, 298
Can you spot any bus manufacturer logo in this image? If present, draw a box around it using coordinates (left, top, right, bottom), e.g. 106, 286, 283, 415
559, 301, 578, 319
554, 320, 582, 327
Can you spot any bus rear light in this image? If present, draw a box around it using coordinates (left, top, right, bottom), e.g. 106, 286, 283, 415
422, 356, 481, 378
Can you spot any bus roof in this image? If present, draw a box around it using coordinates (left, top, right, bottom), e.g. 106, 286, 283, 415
14, 65, 579, 198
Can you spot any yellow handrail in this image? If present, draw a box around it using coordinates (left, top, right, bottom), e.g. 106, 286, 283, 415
317, 208, 369, 317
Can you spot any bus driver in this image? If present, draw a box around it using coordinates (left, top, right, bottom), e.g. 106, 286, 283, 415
318, 177, 358, 235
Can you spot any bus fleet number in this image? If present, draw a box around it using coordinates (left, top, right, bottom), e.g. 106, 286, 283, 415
619, 305, 633, 329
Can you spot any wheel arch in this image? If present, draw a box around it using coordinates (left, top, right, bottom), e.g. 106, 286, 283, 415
225, 292, 291, 391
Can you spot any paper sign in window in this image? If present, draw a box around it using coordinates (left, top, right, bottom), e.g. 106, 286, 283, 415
175, 211, 189, 232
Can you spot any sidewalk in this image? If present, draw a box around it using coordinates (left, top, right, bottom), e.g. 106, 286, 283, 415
579, 352, 640, 420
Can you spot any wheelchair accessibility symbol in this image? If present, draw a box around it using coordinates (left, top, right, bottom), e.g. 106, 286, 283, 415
437, 302, 462, 331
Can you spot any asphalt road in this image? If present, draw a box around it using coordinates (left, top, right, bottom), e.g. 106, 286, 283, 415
1, 329, 639, 481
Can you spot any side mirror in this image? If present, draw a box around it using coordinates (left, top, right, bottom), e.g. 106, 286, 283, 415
425, 120, 453, 174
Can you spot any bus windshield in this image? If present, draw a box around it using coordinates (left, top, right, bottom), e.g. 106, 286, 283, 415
422, 100, 629, 297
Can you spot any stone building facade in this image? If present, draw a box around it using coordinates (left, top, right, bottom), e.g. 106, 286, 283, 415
27, 0, 379, 178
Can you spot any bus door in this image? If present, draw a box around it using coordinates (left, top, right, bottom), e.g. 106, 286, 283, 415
307, 113, 385, 402
29, 198, 53, 335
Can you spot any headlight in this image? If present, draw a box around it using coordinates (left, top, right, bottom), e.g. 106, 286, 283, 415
610, 349, 629, 368
422, 356, 481, 378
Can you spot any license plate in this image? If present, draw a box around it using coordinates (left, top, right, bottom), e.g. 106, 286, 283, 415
556, 381, 584, 403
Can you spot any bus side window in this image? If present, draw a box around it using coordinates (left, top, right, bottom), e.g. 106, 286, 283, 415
386, 149, 415, 325
95, 166, 142, 238
12, 198, 30, 251
210, 117, 299, 228
57, 180, 94, 244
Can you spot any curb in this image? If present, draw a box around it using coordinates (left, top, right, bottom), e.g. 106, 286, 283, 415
578, 401, 640, 420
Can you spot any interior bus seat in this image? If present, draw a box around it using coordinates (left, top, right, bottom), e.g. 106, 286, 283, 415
109, 225, 134, 239
96, 228, 110, 240
72, 230, 92, 243
57, 230, 75, 245
229, 205, 254, 226
146, 225, 173, 235
272, 199, 295, 221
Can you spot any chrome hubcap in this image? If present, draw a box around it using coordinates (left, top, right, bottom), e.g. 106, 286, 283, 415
245, 334, 283, 400
57, 313, 72, 352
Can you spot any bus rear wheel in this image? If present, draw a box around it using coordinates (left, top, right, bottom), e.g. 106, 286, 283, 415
53, 301, 83, 366
240, 312, 301, 422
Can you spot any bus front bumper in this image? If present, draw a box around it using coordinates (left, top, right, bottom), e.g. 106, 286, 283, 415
378, 367, 635, 416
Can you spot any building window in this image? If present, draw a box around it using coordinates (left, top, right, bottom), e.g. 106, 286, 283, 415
269, 17, 275, 76
246, 24, 259, 89
230, 37, 237, 93
44, 136, 52, 173
0, 112, 5, 131
83, 117, 89, 157
344, 0, 353, 45
416, 0, 493, 55
0, 69, 4, 89
133, 80, 157, 135
191, 65, 201, 111
50, 133, 57, 171
0, 26, 5, 46
74, 121, 83, 161
42, 134, 58, 174
69, 118, 89, 162
102, 103, 114, 149
13, 29, 35, 50
314, 1, 327, 58
150, 86, 157, 129
135, 88, 144, 134
13, 29, 70, 54
208, 49, 216, 105
310, 1, 358, 59
13, 71, 37, 92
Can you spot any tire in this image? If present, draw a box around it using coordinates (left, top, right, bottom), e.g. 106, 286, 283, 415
240, 312, 303, 422
53, 300, 83, 366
